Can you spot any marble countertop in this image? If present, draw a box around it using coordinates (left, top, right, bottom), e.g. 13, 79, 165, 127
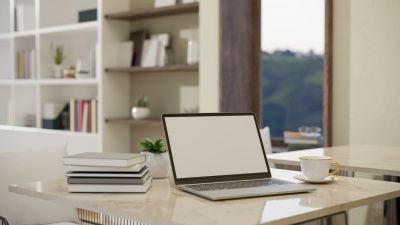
267, 145, 400, 176
9, 168, 400, 225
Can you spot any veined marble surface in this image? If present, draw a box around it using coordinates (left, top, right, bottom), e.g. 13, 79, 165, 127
267, 145, 400, 176
9, 168, 400, 225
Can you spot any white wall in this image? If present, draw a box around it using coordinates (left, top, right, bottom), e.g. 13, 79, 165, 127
332, 1, 400, 224
199, 0, 220, 112
332, 0, 400, 147
332, 0, 350, 146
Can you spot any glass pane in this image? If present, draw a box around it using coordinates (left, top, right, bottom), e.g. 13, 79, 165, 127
261, 0, 324, 139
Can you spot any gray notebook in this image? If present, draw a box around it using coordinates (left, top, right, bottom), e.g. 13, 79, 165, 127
67, 172, 150, 185
66, 167, 148, 178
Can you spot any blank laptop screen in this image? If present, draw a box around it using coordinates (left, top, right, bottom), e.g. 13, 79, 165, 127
164, 115, 269, 179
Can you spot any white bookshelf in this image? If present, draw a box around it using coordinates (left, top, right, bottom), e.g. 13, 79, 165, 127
0, 0, 202, 154
0, 0, 102, 154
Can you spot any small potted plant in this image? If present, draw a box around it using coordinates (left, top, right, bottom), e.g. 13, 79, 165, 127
138, 138, 170, 179
52, 45, 66, 78
131, 95, 150, 120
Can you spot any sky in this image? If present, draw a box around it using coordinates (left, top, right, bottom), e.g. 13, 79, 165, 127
261, 0, 325, 55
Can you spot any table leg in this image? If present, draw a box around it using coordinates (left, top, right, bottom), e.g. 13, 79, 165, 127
293, 211, 347, 225
384, 176, 399, 225
76, 208, 150, 225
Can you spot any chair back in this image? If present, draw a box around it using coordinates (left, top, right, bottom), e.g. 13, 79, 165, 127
0, 216, 9, 225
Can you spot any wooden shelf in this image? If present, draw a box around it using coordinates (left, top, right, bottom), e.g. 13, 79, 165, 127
105, 118, 162, 126
105, 2, 199, 20
105, 64, 198, 74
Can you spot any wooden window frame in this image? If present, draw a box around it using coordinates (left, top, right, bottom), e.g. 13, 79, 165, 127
219, 0, 333, 147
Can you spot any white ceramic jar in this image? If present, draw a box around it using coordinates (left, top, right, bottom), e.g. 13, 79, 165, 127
131, 107, 150, 120
142, 152, 170, 179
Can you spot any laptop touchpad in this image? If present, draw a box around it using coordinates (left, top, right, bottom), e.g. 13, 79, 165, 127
276, 184, 316, 192
200, 187, 285, 199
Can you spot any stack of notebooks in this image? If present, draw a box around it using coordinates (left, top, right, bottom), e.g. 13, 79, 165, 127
63, 152, 151, 193
283, 131, 323, 151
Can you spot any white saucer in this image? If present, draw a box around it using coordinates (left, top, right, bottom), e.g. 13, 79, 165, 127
293, 174, 334, 183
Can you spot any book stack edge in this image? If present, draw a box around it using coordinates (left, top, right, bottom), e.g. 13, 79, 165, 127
63, 152, 151, 193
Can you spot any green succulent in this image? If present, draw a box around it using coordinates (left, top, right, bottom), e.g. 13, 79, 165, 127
138, 138, 167, 154
133, 95, 148, 107
53, 45, 66, 65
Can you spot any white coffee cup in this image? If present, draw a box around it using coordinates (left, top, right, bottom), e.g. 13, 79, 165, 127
299, 156, 340, 180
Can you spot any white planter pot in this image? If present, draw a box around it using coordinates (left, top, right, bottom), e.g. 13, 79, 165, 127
53, 65, 63, 78
187, 40, 199, 65
131, 107, 150, 120
142, 152, 170, 179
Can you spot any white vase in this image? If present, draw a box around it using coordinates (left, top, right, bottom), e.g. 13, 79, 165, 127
53, 65, 63, 78
142, 152, 170, 179
131, 107, 150, 120
187, 40, 199, 65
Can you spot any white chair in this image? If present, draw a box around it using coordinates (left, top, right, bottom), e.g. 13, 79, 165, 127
0, 143, 79, 225
260, 126, 275, 168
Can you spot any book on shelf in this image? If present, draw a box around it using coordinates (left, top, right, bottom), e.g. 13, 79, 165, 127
87, 101, 92, 133
130, 30, 147, 66
68, 163, 145, 172
283, 131, 323, 150
30, 49, 36, 79
78, 100, 85, 132
284, 139, 319, 145
42, 102, 69, 130
78, 9, 97, 23
24, 50, 28, 79
88, 45, 97, 78
66, 166, 148, 177
67, 171, 150, 184
82, 101, 89, 132
68, 177, 152, 193
141, 39, 160, 68
15, 4, 35, 31
70, 99, 75, 131
18, 51, 23, 79
17, 49, 36, 79
63, 152, 146, 167
116, 41, 134, 67
91, 99, 97, 133
150, 33, 170, 67
69, 98, 98, 133
25, 114, 36, 127
287, 144, 322, 152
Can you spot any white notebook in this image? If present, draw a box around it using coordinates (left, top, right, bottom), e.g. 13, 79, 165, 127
68, 163, 145, 172
63, 152, 146, 167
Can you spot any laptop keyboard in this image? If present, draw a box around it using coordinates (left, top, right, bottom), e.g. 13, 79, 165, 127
184, 179, 291, 192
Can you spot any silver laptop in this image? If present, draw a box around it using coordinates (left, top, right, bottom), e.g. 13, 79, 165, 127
162, 112, 316, 201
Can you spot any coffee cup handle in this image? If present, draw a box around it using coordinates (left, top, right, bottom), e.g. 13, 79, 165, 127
328, 161, 340, 176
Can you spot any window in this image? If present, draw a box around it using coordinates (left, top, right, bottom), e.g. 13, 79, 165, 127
219, 0, 332, 146
261, 0, 325, 140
